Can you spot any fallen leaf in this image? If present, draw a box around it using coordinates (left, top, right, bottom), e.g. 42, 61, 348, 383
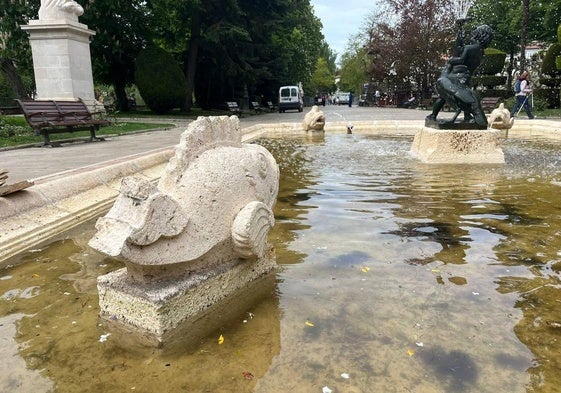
361, 267, 370, 273
242, 371, 254, 380
218, 334, 225, 345
407, 348, 415, 357
305, 320, 315, 327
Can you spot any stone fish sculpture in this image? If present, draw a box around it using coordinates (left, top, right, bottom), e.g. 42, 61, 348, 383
89, 116, 279, 284
302, 105, 326, 131
487, 103, 514, 130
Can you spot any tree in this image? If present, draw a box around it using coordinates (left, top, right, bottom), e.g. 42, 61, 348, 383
78, 0, 153, 111
308, 57, 336, 96
0, 0, 38, 99
343, 0, 453, 100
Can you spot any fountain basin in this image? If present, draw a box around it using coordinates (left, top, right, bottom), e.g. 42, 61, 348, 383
1, 119, 560, 267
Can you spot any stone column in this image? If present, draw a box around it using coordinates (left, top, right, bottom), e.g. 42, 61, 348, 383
21, 19, 96, 102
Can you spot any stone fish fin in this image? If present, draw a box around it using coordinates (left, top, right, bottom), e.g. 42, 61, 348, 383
232, 201, 274, 259
161, 116, 242, 189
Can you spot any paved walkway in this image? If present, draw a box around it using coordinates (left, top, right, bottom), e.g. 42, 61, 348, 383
0, 105, 545, 184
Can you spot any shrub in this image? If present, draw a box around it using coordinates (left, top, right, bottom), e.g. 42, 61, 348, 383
134, 47, 187, 115
541, 43, 561, 78
479, 48, 507, 75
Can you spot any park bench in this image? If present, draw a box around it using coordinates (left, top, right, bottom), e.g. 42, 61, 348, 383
480, 97, 501, 113
0, 106, 21, 115
419, 98, 433, 109
225, 101, 242, 117
250, 101, 264, 114
16, 98, 109, 147
266, 101, 276, 112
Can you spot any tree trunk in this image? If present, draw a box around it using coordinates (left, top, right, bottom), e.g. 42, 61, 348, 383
113, 80, 129, 112
183, 8, 201, 111
0, 58, 30, 100
520, 0, 529, 71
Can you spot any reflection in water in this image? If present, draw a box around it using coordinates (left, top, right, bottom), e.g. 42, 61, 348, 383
1, 134, 561, 392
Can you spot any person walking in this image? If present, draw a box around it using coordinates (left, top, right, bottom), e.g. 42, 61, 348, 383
510, 71, 535, 119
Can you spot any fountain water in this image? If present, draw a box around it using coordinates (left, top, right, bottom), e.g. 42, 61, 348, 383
2, 122, 561, 392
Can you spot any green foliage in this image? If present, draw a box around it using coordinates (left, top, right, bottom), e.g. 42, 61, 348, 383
541, 43, 561, 77
308, 58, 336, 95
479, 48, 507, 75
472, 75, 507, 88
532, 89, 557, 110
135, 47, 188, 115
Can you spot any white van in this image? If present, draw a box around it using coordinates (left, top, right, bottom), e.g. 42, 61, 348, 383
336, 92, 350, 105
278, 85, 303, 112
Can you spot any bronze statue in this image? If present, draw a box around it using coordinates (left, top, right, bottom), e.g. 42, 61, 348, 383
426, 24, 494, 129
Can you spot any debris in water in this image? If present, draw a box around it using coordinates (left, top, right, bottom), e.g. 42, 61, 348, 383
99, 333, 111, 343
242, 371, 254, 380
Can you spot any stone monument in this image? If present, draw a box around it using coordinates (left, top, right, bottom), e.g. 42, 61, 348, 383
411, 22, 504, 164
21, 0, 96, 103
89, 116, 280, 345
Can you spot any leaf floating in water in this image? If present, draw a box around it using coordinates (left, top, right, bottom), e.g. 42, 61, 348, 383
242, 371, 254, 380
218, 334, 225, 345
407, 348, 415, 357
361, 267, 370, 273
305, 320, 315, 327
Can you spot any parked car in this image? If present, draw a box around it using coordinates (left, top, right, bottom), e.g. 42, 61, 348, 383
336, 92, 350, 105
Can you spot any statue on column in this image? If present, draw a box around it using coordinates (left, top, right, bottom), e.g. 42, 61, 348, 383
39, 0, 84, 22
426, 24, 494, 129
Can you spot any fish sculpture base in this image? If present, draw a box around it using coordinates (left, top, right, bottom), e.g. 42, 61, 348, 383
97, 246, 276, 347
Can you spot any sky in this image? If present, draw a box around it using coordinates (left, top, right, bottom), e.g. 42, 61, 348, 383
310, 0, 376, 59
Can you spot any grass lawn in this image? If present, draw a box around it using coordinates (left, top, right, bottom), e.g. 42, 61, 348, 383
0, 115, 175, 148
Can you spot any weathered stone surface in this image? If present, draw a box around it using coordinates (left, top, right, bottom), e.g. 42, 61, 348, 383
39, 0, 84, 22
411, 127, 505, 164
302, 105, 326, 131
89, 115, 280, 283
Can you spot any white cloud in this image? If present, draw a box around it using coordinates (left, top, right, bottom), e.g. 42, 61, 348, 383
310, 0, 376, 58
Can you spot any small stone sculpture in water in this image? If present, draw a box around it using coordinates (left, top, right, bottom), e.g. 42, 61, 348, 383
426, 24, 494, 129
39, 0, 84, 21
488, 103, 514, 130
302, 105, 326, 131
89, 116, 279, 283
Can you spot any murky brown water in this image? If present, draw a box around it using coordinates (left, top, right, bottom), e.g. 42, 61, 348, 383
2, 133, 561, 392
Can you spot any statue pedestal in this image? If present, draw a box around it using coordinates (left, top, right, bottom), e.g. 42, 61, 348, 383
411, 127, 505, 164
97, 248, 276, 347
21, 20, 96, 102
